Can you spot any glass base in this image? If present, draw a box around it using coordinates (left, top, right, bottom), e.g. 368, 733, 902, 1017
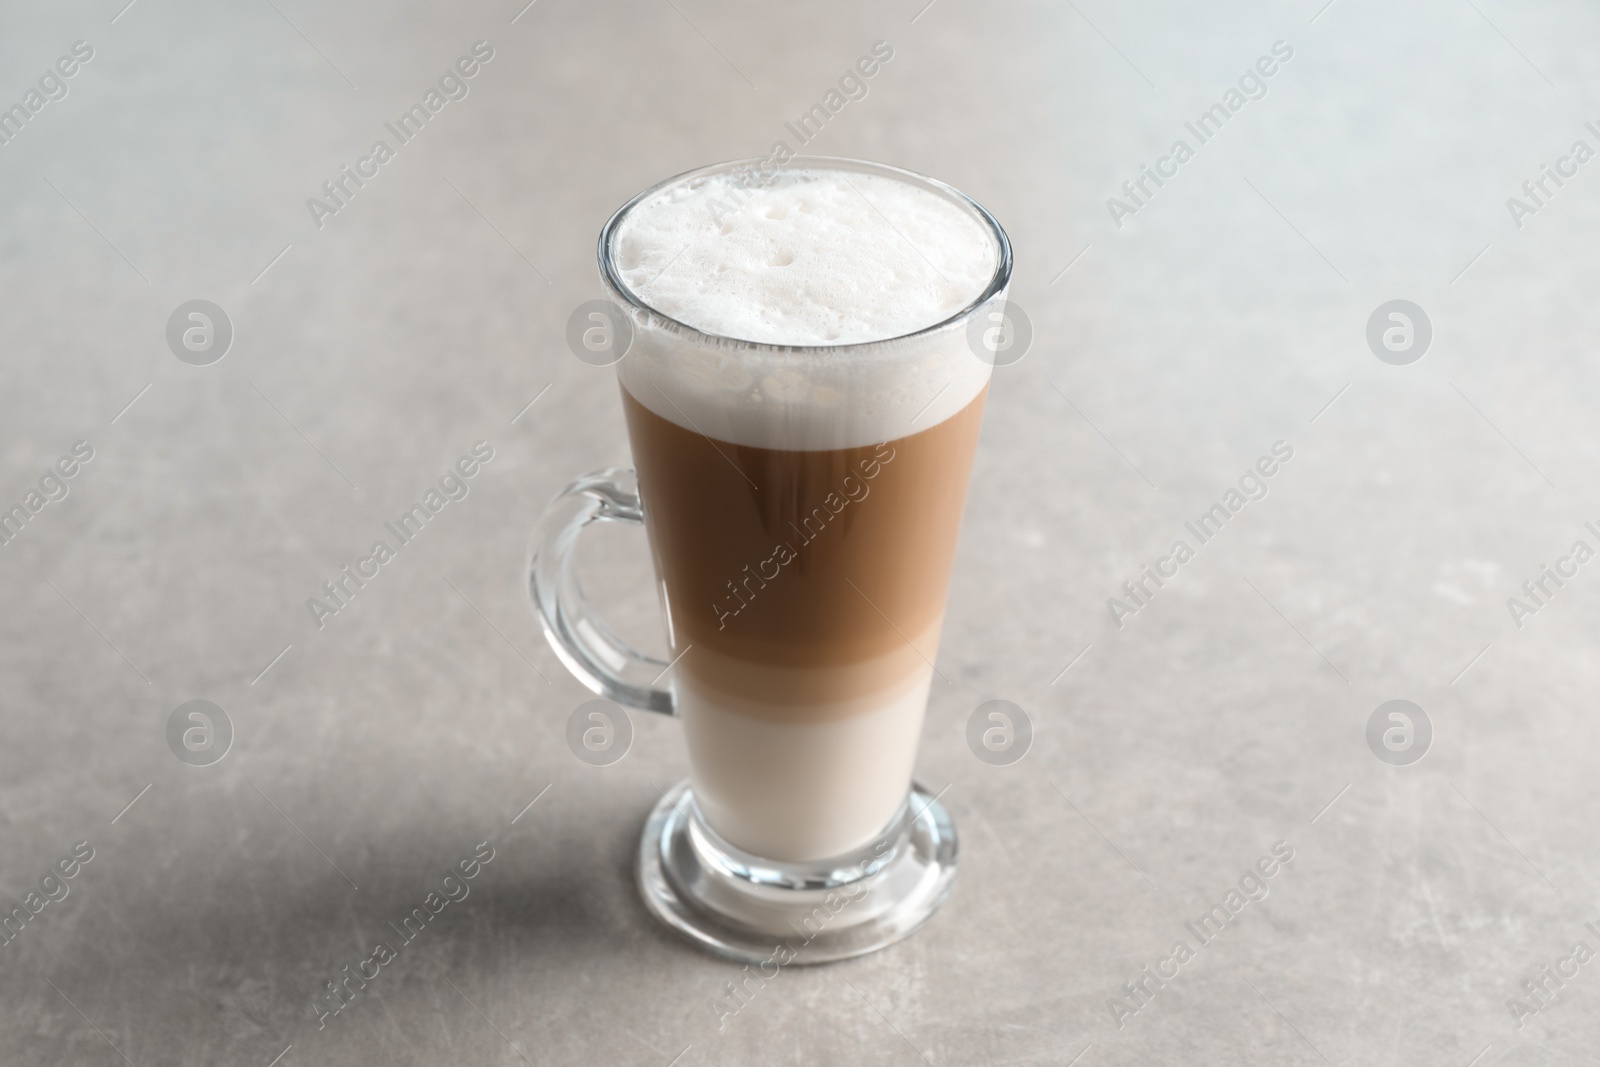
637, 779, 958, 965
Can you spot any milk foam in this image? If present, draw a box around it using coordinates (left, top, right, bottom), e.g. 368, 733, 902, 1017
615, 170, 995, 346
609, 165, 1004, 451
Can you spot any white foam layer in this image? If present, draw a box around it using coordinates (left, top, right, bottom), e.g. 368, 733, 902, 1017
615, 170, 996, 346
611, 166, 1003, 451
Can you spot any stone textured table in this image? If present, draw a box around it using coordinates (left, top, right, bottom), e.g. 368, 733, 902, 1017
2, 0, 1598, 1063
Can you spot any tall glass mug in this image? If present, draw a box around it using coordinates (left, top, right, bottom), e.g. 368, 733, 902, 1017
530, 157, 1011, 962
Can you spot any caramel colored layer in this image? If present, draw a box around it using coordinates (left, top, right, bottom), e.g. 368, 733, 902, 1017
674, 618, 943, 722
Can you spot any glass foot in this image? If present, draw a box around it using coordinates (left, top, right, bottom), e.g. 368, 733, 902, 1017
637, 779, 958, 965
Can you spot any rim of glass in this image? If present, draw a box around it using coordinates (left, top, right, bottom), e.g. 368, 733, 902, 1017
597, 156, 1013, 354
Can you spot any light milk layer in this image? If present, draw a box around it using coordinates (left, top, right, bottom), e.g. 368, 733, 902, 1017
678, 667, 934, 862
672, 616, 944, 861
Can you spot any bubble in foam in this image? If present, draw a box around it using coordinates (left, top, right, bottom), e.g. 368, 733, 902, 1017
614, 169, 996, 346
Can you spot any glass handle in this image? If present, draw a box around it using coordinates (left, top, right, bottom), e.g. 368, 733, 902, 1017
528, 468, 676, 716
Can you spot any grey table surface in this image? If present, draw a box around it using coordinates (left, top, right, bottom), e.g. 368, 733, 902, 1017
3, 0, 1599, 1063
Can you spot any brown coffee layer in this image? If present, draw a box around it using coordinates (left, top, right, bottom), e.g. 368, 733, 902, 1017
622, 384, 986, 713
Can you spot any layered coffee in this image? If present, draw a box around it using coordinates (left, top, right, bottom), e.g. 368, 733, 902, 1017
610, 166, 1000, 861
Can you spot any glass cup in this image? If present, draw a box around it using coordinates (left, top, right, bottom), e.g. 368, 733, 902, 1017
530, 157, 1011, 963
